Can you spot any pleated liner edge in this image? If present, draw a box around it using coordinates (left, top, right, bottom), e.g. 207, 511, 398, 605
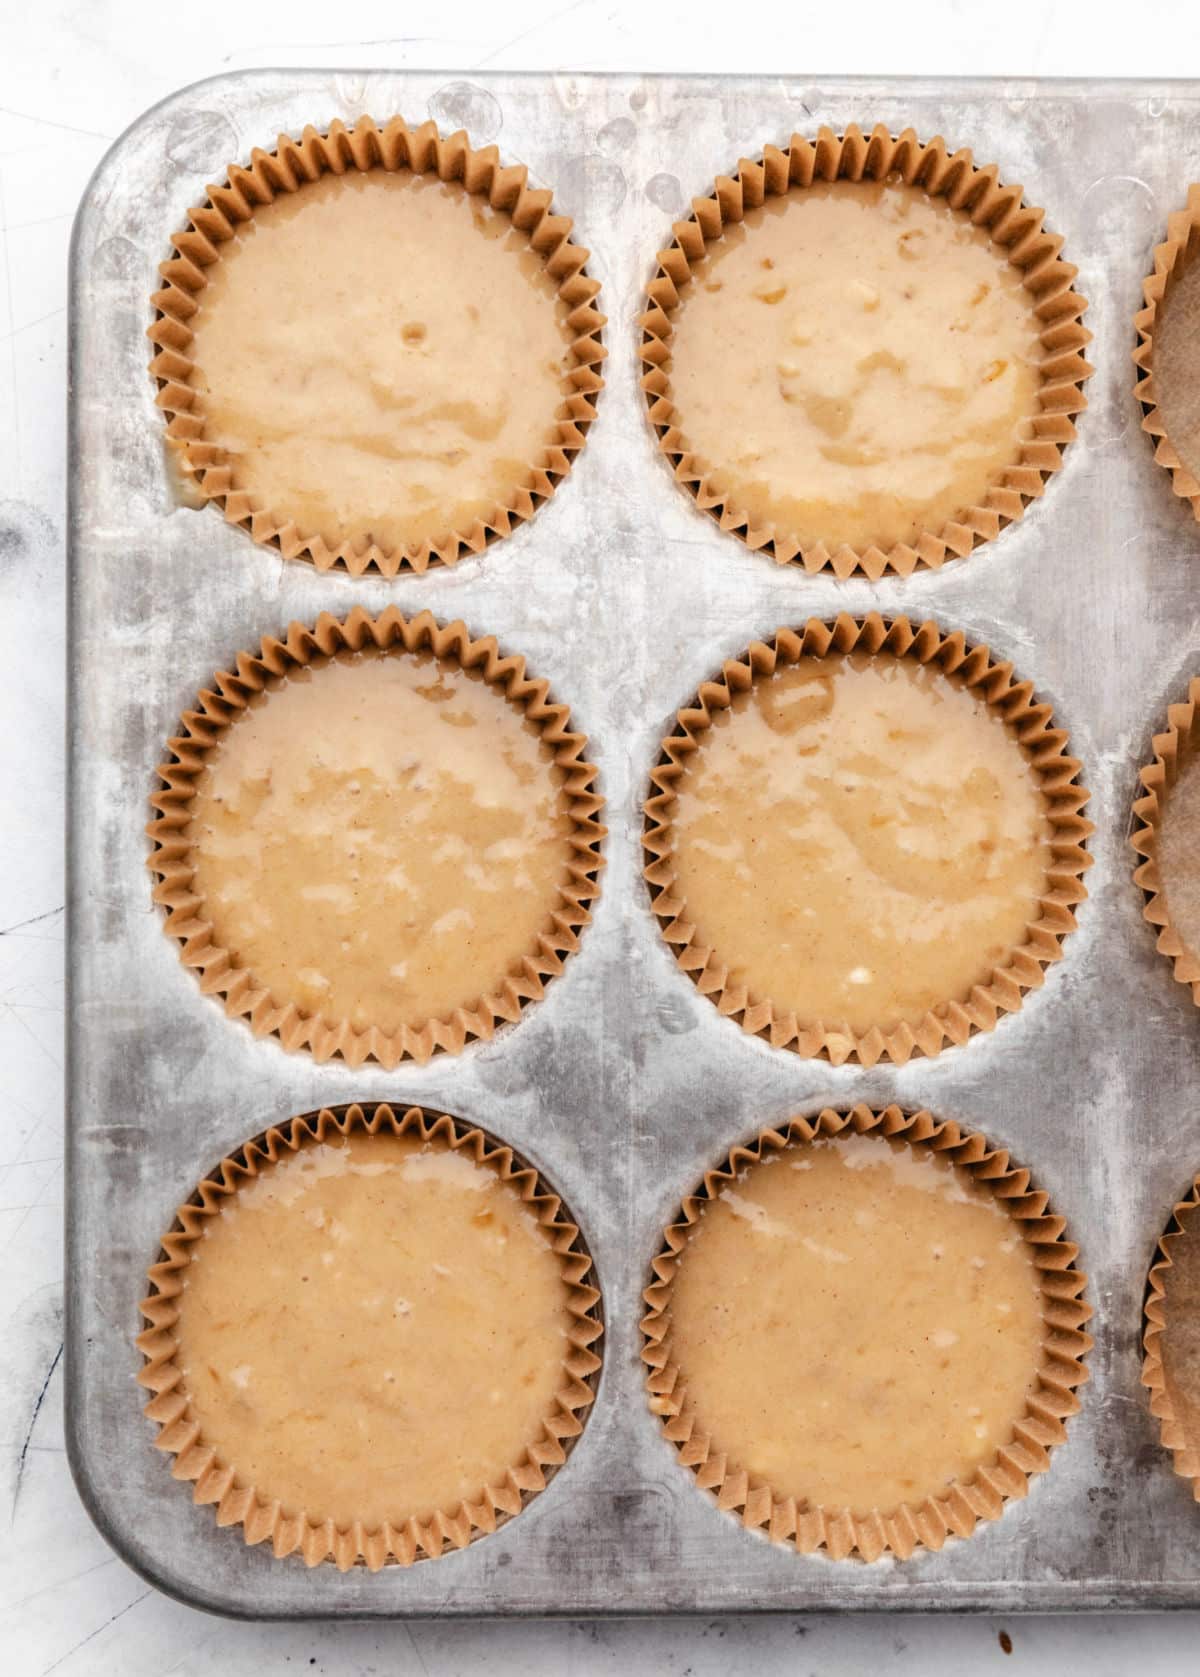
640, 122, 1092, 579
1130, 673, 1200, 1005
641, 1102, 1092, 1563
1143, 1171, 1200, 1499
136, 1101, 605, 1570
148, 114, 606, 575
1133, 181, 1200, 521
147, 605, 606, 1067
643, 611, 1092, 1067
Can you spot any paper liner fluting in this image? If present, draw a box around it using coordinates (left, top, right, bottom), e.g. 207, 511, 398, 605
147, 115, 605, 576
1134, 185, 1200, 520
147, 606, 606, 1066
641, 1103, 1091, 1563
1131, 677, 1200, 1003
640, 123, 1091, 580
644, 612, 1092, 1066
1143, 1172, 1200, 1499
136, 1102, 604, 1570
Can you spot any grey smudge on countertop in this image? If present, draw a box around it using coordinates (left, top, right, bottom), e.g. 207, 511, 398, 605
0, 500, 57, 582
4, 1287, 64, 1523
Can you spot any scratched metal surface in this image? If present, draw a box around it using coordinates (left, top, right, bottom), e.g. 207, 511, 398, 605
65, 69, 1200, 1618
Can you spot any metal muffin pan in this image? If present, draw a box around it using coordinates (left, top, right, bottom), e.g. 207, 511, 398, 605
67, 68, 1200, 1617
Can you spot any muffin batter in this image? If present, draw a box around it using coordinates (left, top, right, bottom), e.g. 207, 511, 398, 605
187, 648, 575, 1034
670, 652, 1051, 1034
668, 178, 1043, 553
188, 170, 573, 552
1154, 258, 1200, 482
665, 1133, 1045, 1515
175, 1130, 572, 1529
1158, 750, 1200, 958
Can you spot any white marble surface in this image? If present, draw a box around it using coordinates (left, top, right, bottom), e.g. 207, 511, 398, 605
3, 1, 1200, 1669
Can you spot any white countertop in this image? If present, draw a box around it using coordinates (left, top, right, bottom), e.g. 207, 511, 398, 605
4, 1, 1199, 1669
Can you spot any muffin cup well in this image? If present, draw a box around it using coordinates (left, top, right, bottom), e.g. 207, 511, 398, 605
644, 612, 1092, 1066
641, 1102, 1092, 1563
148, 115, 605, 575
136, 1102, 604, 1570
147, 606, 606, 1066
1131, 677, 1200, 1003
1144, 1172, 1200, 1499
1134, 184, 1200, 520
641, 122, 1091, 579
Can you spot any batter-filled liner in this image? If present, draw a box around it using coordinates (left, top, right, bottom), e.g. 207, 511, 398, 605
147, 606, 605, 1066
641, 1103, 1091, 1562
1134, 183, 1200, 521
148, 115, 605, 575
136, 1102, 604, 1569
643, 612, 1092, 1067
1131, 675, 1200, 1004
641, 123, 1091, 579
1144, 1171, 1200, 1499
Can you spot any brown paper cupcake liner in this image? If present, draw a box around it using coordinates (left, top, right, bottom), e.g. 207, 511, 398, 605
642, 1102, 1092, 1563
147, 606, 606, 1066
1134, 185, 1200, 519
644, 612, 1093, 1066
641, 123, 1092, 579
136, 1101, 604, 1570
1131, 677, 1200, 1002
148, 115, 606, 575
1144, 1171, 1200, 1498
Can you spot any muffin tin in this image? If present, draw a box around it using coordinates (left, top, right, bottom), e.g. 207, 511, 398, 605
67, 68, 1200, 1616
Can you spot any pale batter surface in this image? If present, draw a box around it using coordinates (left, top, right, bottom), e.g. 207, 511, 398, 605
175, 1131, 572, 1529
188, 170, 573, 553
1159, 751, 1200, 958
1155, 258, 1200, 482
670, 653, 1051, 1035
187, 648, 575, 1035
668, 178, 1043, 553
666, 1133, 1045, 1515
